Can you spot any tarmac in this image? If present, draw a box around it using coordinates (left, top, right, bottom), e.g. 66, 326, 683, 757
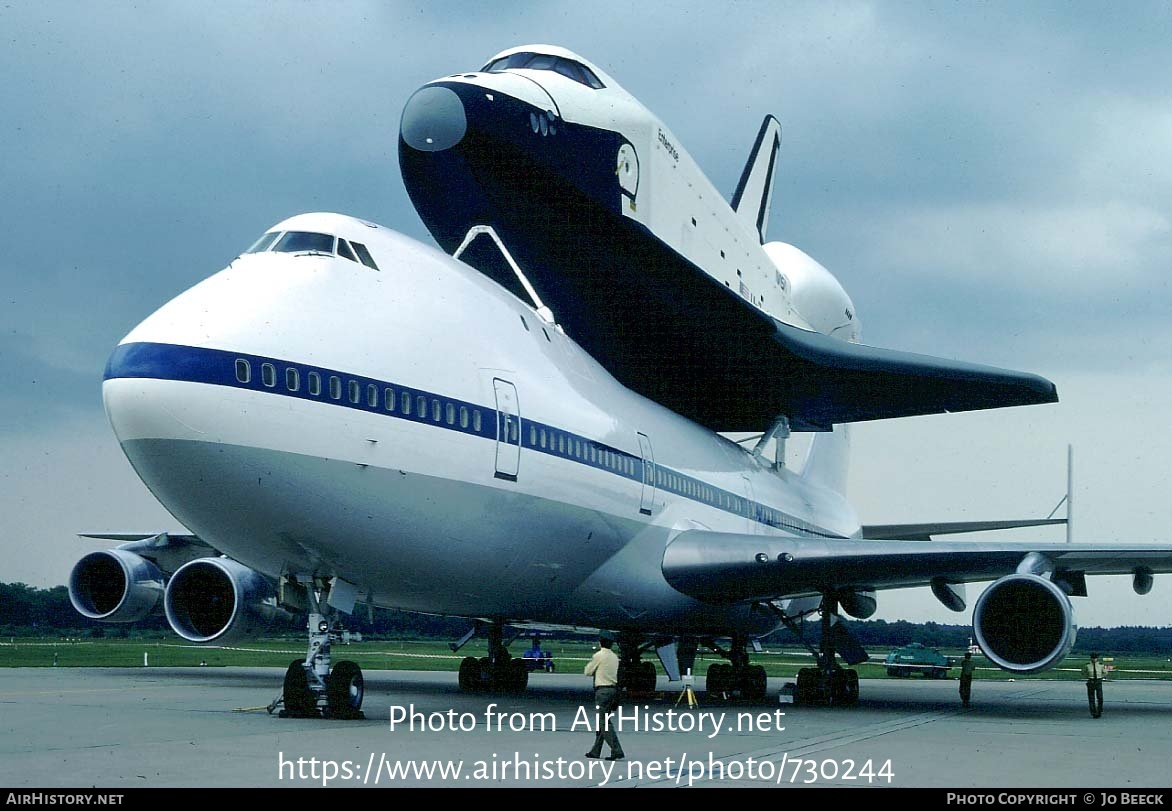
1, 666, 1170, 789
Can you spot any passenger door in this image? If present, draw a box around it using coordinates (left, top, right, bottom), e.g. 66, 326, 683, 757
493, 378, 521, 481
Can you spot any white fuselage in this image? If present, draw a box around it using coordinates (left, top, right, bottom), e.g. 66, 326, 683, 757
103, 212, 858, 635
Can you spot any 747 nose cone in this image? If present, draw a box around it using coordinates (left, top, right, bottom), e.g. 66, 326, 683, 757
400, 85, 467, 152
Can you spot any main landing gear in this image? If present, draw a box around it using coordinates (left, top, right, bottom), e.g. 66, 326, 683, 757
452, 622, 529, 694
616, 632, 659, 697
271, 582, 365, 720
701, 634, 769, 701
770, 594, 863, 707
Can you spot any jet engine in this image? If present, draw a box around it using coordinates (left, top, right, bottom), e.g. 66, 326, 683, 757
69, 549, 164, 623
164, 557, 293, 644
972, 573, 1077, 674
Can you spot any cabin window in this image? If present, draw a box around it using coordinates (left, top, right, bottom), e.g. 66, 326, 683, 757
367, 384, 378, 408
261, 363, 276, 387
460, 406, 469, 429
416, 395, 427, 418
445, 403, 456, 425
235, 359, 251, 384
286, 368, 299, 392
329, 376, 341, 400
401, 391, 412, 414
558, 434, 565, 454
349, 381, 360, 404
472, 410, 482, 432
432, 399, 441, 422
385, 388, 395, 411
308, 372, 321, 396
529, 425, 537, 446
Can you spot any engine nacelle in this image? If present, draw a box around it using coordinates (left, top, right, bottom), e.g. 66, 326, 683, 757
164, 557, 293, 643
973, 573, 1077, 674
69, 549, 164, 622
839, 588, 877, 620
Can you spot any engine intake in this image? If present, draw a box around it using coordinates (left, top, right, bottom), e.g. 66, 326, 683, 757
973, 573, 1076, 674
69, 549, 163, 622
164, 558, 292, 643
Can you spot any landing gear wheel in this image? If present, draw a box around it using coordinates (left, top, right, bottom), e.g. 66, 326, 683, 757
706, 663, 729, 696
326, 660, 365, 720
458, 656, 480, 692
637, 661, 657, 693
477, 657, 493, 692
506, 658, 529, 694
795, 667, 829, 706
830, 669, 859, 706
741, 664, 768, 701
281, 660, 317, 718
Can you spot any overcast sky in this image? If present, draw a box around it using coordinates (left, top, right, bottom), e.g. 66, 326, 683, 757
2, 1, 1170, 629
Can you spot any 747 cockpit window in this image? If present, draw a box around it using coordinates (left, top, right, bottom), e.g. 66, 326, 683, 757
274, 231, 335, 254
242, 230, 380, 270
482, 52, 604, 89
246, 232, 280, 253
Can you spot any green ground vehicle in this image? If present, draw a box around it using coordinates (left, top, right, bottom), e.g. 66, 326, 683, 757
885, 643, 950, 678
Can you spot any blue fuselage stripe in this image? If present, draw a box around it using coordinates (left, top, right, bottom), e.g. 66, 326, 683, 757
106, 342, 838, 538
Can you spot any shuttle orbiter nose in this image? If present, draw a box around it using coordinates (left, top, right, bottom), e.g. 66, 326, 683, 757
400, 85, 467, 152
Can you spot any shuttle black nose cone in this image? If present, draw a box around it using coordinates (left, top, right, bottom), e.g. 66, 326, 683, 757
400, 85, 467, 152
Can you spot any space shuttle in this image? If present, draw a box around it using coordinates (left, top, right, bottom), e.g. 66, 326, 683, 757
399, 44, 1055, 435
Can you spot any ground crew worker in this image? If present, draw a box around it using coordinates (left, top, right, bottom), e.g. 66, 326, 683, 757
959, 652, 977, 708
1083, 652, 1105, 718
584, 631, 624, 760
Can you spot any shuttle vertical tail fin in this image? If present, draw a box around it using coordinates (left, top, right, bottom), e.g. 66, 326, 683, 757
800, 424, 851, 496
731, 115, 782, 244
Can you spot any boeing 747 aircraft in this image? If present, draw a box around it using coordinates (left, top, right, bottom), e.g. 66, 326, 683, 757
69, 50, 1172, 718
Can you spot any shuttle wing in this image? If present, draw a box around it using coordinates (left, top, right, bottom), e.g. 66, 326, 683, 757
662, 530, 1172, 604
767, 320, 1057, 431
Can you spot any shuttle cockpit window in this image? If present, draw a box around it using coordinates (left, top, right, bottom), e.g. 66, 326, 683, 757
482, 52, 605, 89
241, 230, 379, 270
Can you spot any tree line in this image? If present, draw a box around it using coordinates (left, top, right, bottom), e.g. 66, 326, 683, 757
3, 581, 1169, 655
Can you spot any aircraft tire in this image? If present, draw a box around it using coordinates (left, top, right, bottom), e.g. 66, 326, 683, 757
282, 660, 317, 718
478, 657, 495, 692
706, 663, 728, 696
742, 664, 768, 700
506, 658, 529, 694
638, 661, 657, 693
831, 669, 859, 706
795, 667, 829, 706
326, 660, 365, 720
458, 656, 480, 691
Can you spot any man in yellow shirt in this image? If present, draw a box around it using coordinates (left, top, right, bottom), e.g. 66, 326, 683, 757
584, 631, 624, 760
1083, 652, 1105, 718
